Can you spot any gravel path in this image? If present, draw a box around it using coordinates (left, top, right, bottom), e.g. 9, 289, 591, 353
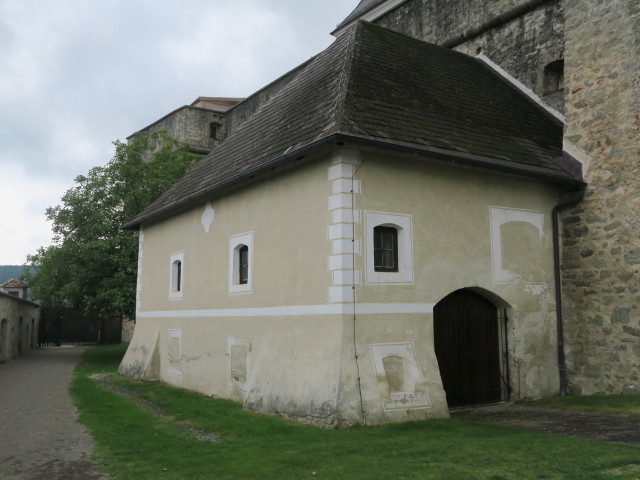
0, 347, 109, 480
452, 403, 640, 446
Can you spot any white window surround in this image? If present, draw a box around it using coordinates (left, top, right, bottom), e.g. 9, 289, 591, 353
365, 211, 414, 285
229, 232, 253, 294
168, 251, 184, 299
167, 329, 182, 376
490, 207, 544, 283
227, 335, 252, 391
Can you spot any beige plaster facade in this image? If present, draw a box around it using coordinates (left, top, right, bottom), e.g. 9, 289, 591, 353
121, 147, 567, 426
0, 293, 39, 363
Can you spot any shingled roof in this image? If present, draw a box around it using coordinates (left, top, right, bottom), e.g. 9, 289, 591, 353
125, 21, 579, 229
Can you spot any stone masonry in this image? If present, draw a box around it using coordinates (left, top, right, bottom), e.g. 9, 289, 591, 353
561, 0, 640, 394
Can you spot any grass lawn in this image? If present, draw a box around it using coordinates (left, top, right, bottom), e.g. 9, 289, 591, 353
72, 345, 640, 480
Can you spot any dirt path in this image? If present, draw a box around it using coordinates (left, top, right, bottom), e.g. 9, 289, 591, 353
0, 347, 109, 480
452, 403, 640, 446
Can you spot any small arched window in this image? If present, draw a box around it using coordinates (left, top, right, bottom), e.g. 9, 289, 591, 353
543, 59, 564, 95
373, 225, 398, 272
172, 260, 182, 292
238, 245, 249, 285
229, 232, 253, 294
169, 252, 184, 299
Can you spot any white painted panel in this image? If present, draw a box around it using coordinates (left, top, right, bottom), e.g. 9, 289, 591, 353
332, 269, 361, 286
332, 239, 360, 255
328, 193, 353, 211
329, 254, 354, 271
328, 223, 353, 240
328, 286, 354, 303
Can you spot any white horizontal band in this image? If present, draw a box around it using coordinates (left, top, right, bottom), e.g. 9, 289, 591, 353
137, 303, 435, 319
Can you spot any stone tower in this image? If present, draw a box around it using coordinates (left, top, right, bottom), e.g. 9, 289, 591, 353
561, 0, 640, 394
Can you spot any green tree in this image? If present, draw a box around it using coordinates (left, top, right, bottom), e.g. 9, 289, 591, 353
27, 132, 200, 317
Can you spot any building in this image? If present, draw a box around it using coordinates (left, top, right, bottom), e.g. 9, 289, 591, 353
329, 0, 639, 398
118, 14, 599, 425
0, 292, 39, 363
0, 279, 29, 300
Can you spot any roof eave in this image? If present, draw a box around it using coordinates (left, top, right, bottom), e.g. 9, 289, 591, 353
337, 132, 584, 187
124, 131, 582, 231
122, 133, 342, 230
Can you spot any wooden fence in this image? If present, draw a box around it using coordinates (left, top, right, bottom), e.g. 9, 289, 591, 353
38, 307, 122, 347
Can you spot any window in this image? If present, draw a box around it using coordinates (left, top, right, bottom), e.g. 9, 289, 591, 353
239, 245, 249, 284
229, 232, 253, 294
209, 122, 221, 139
173, 261, 182, 291
169, 252, 184, 299
374, 226, 398, 272
365, 211, 413, 284
543, 59, 564, 95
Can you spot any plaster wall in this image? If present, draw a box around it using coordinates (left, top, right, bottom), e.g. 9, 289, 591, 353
121, 147, 566, 426
0, 294, 39, 363
347, 151, 563, 415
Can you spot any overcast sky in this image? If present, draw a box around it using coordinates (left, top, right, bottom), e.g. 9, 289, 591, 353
0, 0, 357, 265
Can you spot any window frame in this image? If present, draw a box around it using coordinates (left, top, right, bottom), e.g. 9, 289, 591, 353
373, 225, 399, 272
229, 232, 253, 294
169, 251, 184, 299
365, 211, 413, 285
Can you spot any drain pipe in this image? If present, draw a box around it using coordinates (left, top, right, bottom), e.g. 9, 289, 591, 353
552, 186, 585, 396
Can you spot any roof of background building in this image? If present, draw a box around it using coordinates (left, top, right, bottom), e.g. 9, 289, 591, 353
334, 0, 389, 31
190, 97, 245, 112
125, 21, 580, 229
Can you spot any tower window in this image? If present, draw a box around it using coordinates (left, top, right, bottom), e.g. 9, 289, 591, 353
209, 122, 221, 139
543, 59, 564, 95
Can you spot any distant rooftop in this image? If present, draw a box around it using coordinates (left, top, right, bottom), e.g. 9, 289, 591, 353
190, 97, 245, 112
1, 278, 24, 288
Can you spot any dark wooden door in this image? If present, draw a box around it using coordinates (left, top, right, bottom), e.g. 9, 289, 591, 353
434, 289, 501, 408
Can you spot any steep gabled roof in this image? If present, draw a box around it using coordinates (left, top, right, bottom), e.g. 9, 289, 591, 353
125, 22, 579, 229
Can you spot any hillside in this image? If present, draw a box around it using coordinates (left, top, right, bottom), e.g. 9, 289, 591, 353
0, 265, 35, 284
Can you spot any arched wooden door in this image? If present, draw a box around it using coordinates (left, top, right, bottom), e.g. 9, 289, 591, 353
434, 289, 502, 408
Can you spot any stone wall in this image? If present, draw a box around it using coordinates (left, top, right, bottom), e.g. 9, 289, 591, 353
374, 0, 566, 111
0, 293, 39, 363
133, 106, 228, 160
561, 0, 640, 394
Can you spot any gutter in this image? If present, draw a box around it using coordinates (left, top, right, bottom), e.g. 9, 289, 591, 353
440, 0, 556, 48
552, 185, 586, 396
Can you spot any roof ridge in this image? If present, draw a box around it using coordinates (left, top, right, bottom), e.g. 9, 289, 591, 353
328, 23, 361, 134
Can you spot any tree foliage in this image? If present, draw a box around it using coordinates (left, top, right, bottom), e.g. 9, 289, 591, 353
27, 132, 200, 317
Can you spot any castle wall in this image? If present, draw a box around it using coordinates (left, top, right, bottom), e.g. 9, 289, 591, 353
561, 0, 640, 394
374, 0, 566, 112
134, 106, 228, 159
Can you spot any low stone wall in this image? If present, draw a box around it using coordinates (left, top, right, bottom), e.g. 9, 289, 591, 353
0, 293, 40, 363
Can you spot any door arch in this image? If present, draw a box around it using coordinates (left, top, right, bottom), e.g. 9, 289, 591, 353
434, 288, 508, 408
